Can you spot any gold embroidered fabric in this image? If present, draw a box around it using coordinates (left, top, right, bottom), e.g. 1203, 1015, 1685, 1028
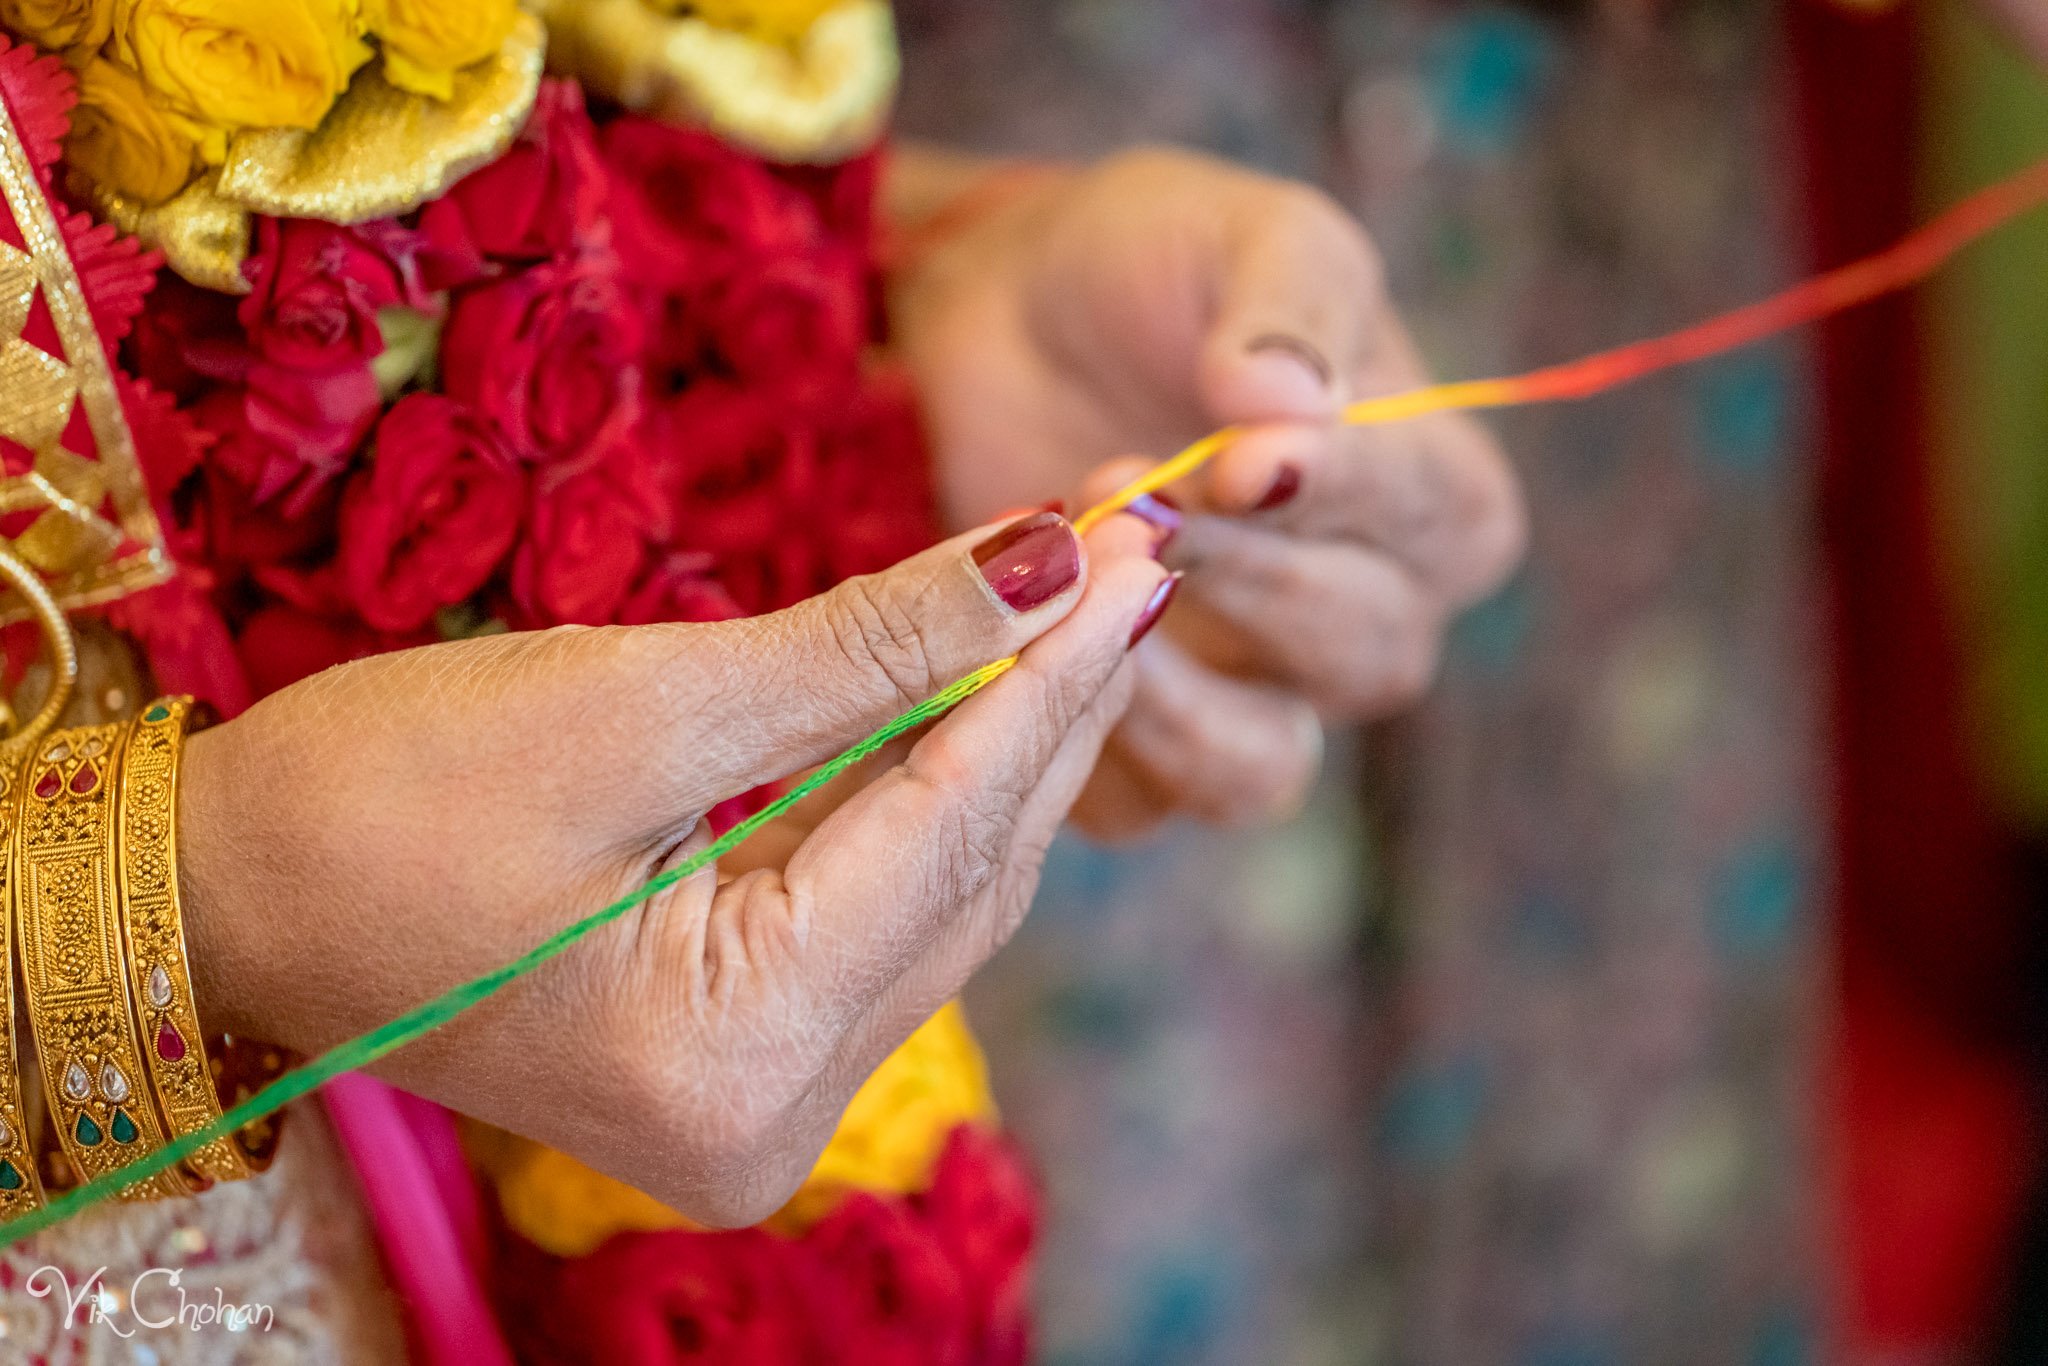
219, 13, 545, 224
88, 168, 254, 297
0, 93, 170, 623
537, 0, 897, 163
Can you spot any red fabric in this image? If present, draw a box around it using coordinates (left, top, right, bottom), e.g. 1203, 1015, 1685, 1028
1789, 3, 2037, 1355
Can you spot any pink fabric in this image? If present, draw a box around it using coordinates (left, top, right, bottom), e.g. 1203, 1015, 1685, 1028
322, 1073, 515, 1365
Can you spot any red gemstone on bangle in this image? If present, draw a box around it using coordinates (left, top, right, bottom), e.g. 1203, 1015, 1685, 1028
156, 1022, 187, 1063
68, 764, 96, 795
32, 769, 58, 799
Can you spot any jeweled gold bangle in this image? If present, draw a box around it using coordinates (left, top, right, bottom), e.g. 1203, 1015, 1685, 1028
16, 721, 194, 1200
0, 741, 47, 1216
118, 698, 267, 1182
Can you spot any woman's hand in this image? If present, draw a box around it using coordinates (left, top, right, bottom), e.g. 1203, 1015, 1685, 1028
890, 147, 1526, 837
177, 513, 1168, 1226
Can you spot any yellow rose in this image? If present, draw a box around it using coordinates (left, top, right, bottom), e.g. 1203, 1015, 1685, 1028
658, 0, 844, 45
65, 57, 199, 205
362, 0, 516, 100
0, 0, 113, 52
119, 0, 372, 132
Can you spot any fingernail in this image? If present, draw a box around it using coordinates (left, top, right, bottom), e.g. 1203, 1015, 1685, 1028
973, 511, 1082, 613
1253, 463, 1303, 511
990, 499, 1065, 522
1245, 333, 1333, 389
1127, 572, 1184, 648
1124, 493, 1182, 554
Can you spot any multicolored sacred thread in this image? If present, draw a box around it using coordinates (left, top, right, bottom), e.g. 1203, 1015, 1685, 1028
7, 154, 2048, 1245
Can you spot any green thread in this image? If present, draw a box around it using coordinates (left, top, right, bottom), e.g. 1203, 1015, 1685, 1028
0, 658, 1014, 1245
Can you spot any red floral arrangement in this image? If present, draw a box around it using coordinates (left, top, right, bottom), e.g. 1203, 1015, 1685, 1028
115, 79, 936, 712
499, 1125, 1037, 1366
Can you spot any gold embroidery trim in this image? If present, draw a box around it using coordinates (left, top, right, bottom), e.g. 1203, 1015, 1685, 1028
0, 93, 171, 621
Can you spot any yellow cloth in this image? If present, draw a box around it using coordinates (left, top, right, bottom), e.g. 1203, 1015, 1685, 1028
477, 1001, 996, 1256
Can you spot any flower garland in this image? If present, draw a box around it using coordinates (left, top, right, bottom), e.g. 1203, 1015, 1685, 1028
118, 78, 935, 704
1, 0, 523, 206
104, 64, 993, 1286
498, 1123, 1036, 1366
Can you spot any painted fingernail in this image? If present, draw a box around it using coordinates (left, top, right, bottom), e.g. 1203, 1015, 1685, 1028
989, 499, 1065, 522
1127, 572, 1184, 648
1253, 463, 1303, 511
1245, 333, 1333, 388
973, 511, 1082, 613
1124, 493, 1182, 554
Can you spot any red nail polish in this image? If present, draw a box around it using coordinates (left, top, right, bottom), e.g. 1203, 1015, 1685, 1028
1124, 493, 1182, 553
1254, 463, 1302, 511
1127, 572, 1183, 648
973, 512, 1081, 613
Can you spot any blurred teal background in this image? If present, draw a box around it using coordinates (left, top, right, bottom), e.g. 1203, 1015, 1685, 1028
896, 2, 1822, 1363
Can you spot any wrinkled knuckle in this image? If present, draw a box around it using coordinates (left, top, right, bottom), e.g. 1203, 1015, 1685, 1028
949, 793, 1014, 903
827, 575, 939, 708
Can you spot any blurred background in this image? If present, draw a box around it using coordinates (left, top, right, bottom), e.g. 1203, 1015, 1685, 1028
894, 2, 2048, 1363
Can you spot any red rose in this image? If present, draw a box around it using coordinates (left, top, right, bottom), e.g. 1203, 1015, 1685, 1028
509, 454, 655, 626
522, 1228, 814, 1366
705, 248, 866, 392
422, 79, 608, 265
337, 394, 524, 632
921, 1125, 1038, 1365
192, 369, 379, 515
616, 550, 744, 626
104, 577, 253, 718
125, 272, 245, 401
239, 218, 406, 371
775, 148, 881, 245
603, 117, 819, 285
645, 382, 819, 614
234, 603, 428, 698
813, 365, 939, 582
797, 1192, 974, 1366
441, 252, 643, 467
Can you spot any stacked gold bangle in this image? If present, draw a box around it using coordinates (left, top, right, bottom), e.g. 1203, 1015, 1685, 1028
0, 698, 277, 1216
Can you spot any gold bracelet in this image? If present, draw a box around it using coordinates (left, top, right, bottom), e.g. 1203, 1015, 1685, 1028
0, 739, 47, 1216
118, 698, 269, 1181
16, 721, 194, 1199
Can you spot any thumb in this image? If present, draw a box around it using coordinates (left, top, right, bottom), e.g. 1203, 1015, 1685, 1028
666, 512, 1097, 800
1195, 193, 1383, 424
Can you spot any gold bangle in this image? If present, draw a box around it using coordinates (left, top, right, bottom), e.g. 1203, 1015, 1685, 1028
16, 721, 194, 1199
0, 738, 47, 1216
118, 698, 268, 1181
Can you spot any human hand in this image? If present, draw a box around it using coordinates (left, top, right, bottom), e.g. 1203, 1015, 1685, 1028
176, 512, 1168, 1225
891, 147, 1525, 836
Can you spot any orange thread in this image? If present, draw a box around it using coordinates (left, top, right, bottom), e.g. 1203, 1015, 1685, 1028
1076, 154, 2048, 533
